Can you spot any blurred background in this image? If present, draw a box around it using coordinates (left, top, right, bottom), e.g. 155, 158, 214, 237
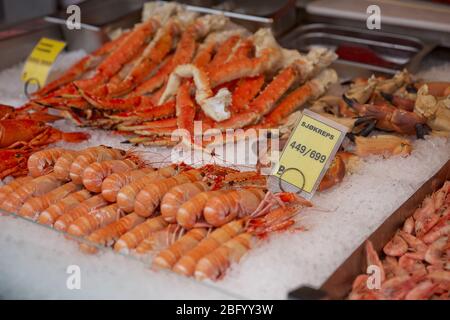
0, 0, 449, 75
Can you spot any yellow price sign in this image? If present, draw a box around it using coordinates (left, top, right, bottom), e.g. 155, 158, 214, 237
21, 37, 66, 89
270, 109, 348, 199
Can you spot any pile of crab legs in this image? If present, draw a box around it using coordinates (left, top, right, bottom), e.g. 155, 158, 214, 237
24, 2, 339, 148
0, 145, 351, 281
349, 181, 450, 300
309, 69, 450, 158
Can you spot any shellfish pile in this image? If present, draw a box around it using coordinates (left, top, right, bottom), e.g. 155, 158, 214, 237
24, 2, 338, 146
0, 146, 315, 281
349, 181, 450, 300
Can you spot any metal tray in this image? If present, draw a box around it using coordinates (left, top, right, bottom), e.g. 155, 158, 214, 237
212, 0, 297, 36
279, 23, 435, 78
288, 159, 450, 300
42, 0, 295, 53
304, 0, 450, 48
0, 0, 295, 73
0, 18, 62, 70
45, 0, 145, 53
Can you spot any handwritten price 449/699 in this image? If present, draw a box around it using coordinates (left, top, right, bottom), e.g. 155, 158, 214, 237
289, 141, 327, 163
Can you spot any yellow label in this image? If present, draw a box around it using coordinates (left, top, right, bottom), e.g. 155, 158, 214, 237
272, 110, 347, 197
21, 38, 66, 87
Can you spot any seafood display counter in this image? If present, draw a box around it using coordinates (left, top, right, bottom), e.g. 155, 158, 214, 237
0, 1, 449, 300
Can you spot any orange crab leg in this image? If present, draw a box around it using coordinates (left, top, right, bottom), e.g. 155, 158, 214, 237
109, 100, 176, 122
107, 22, 178, 97
176, 81, 197, 136
208, 35, 240, 69
248, 65, 298, 116
125, 135, 179, 146
33, 96, 90, 110
117, 117, 177, 131
261, 80, 315, 128
75, 18, 159, 91
32, 31, 131, 98
77, 86, 154, 111
131, 20, 198, 96
208, 47, 276, 87
86, 45, 148, 98
212, 111, 258, 131
229, 39, 254, 62
134, 126, 178, 137
193, 42, 216, 69
230, 75, 265, 113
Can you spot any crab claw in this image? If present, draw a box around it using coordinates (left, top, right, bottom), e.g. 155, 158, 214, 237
405, 84, 417, 94
342, 94, 358, 109
380, 92, 394, 104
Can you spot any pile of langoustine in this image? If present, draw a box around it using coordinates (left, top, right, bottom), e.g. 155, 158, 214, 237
349, 181, 450, 300
24, 2, 339, 146
0, 104, 89, 179
309, 70, 450, 158
0, 145, 332, 281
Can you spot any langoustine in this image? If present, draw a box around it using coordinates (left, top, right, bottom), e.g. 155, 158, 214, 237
101, 167, 154, 202
27, 148, 75, 178
19, 182, 82, 219
69, 146, 127, 184
0, 173, 64, 213
53, 194, 108, 231
38, 189, 92, 225
116, 165, 178, 212
134, 168, 204, 217
66, 203, 124, 237
82, 158, 145, 192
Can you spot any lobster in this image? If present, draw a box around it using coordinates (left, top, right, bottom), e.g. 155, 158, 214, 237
0, 118, 89, 178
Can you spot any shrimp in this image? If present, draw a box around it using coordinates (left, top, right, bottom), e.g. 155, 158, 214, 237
365, 240, 386, 283
82, 159, 141, 192
54, 194, 108, 231
0, 173, 63, 213
19, 182, 81, 219
194, 232, 254, 280
161, 181, 211, 224
422, 213, 450, 244
69, 146, 127, 184
203, 188, 266, 227
80, 213, 145, 254
66, 203, 123, 237
424, 236, 448, 266
114, 216, 168, 253
53, 151, 78, 180
38, 189, 91, 225
176, 190, 225, 229
173, 219, 245, 276
153, 228, 208, 269
403, 216, 415, 234
247, 193, 313, 236
405, 281, 438, 300
101, 167, 154, 202
383, 232, 408, 257
117, 165, 177, 212
134, 169, 203, 217
27, 148, 74, 178
0, 176, 33, 204
398, 230, 428, 260
135, 224, 181, 255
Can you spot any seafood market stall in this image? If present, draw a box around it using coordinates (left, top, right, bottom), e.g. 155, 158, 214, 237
0, 1, 449, 300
